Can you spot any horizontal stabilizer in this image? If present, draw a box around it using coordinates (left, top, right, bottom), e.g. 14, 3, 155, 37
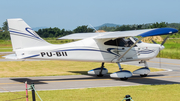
3, 54, 17, 59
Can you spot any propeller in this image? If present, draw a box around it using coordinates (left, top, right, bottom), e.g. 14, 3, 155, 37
151, 35, 169, 46
161, 35, 169, 46
159, 35, 169, 68
151, 35, 169, 45
151, 39, 157, 44
151, 35, 169, 68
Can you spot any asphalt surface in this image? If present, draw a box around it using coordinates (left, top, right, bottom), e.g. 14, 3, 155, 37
0, 57, 180, 92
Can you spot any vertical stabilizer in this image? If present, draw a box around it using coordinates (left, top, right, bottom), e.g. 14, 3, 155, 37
7, 18, 50, 51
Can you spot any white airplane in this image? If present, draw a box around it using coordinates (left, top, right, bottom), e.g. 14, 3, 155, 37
5, 18, 178, 80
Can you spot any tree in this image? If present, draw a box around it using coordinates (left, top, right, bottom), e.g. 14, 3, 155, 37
0, 31, 10, 40
36, 27, 73, 38
178, 27, 180, 34
49, 33, 54, 38
115, 25, 131, 31
150, 22, 167, 28
2, 21, 8, 31
73, 25, 94, 33
0, 21, 10, 40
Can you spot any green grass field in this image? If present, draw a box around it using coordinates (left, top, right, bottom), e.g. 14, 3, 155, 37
0, 60, 162, 77
1, 84, 180, 101
0, 40, 12, 52
0, 39, 74, 52
157, 39, 180, 59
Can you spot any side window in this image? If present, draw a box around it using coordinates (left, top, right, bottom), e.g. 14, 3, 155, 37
104, 38, 135, 47
126, 38, 134, 47
104, 39, 118, 46
118, 38, 128, 47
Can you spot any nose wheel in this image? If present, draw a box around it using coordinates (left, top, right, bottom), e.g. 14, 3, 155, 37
133, 61, 150, 77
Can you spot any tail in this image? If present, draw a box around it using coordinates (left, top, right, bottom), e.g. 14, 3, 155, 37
7, 18, 50, 51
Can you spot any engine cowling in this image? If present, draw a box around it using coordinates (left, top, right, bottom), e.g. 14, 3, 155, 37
88, 68, 108, 75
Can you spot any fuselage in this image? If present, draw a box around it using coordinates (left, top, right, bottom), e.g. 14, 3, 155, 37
15, 37, 163, 63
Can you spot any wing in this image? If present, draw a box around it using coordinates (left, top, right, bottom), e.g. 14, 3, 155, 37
57, 32, 107, 40
57, 28, 178, 40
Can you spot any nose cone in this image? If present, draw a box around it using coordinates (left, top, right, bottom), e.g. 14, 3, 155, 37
160, 45, 165, 50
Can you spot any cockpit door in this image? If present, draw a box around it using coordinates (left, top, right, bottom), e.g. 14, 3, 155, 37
104, 37, 139, 61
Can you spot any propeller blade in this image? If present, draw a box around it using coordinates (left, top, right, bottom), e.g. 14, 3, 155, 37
151, 37, 157, 44
161, 36, 169, 46
152, 39, 157, 44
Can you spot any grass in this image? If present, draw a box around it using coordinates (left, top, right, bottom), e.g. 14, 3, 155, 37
0, 39, 73, 52
163, 38, 180, 49
158, 49, 180, 59
46, 39, 74, 44
0, 60, 162, 78
156, 39, 180, 59
0, 40, 12, 52
0, 48, 12, 52
0, 40, 11, 45
0, 84, 180, 101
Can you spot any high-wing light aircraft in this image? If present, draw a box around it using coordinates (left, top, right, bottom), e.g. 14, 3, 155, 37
5, 18, 178, 80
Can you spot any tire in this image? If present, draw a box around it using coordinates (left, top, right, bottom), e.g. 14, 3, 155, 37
140, 74, 147, 77
120, 78, 128, 80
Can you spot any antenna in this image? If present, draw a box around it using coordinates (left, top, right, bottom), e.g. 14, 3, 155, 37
89, 24, 98, 32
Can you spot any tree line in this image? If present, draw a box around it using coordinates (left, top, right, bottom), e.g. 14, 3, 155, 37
0, 21, 94, 40
98, 22, 180, 31
0, 21, 180, 40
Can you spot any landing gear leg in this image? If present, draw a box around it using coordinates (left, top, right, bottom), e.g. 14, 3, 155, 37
144, 60, 148, 67
117, 62, 128, 80
117, 62, 123, 71
137, 60, 149, 77
141, 61, 148, 77
110, 63, 132, 80
97, 62, 104, 77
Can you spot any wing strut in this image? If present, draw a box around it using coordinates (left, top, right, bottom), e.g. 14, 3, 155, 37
117, 37, 143, 62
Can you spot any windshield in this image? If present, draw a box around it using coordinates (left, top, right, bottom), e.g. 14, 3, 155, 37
132, 37, 142, 43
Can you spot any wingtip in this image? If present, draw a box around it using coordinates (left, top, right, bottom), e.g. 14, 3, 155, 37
139, 28, 178, 37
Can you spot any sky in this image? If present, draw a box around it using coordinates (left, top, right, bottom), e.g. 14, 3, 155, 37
1, 0, 180, 30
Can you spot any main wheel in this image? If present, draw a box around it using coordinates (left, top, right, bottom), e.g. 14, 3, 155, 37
140, 74, 147, 77
120, 78, 128, 80
97, 74, 103, 77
